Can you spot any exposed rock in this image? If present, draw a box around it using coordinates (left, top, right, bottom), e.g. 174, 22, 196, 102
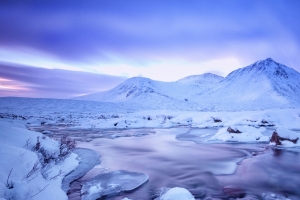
259, 120, 275, 127
270, 130, 299, 145
227, 126, 242, 134
212, 117, 222, 123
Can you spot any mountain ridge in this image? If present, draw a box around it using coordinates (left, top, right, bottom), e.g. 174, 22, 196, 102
74, 58, 300, 111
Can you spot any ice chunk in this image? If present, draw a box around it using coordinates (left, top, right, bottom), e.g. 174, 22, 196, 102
81, 170, 148, 200
155, 187, 195, 200
262, 192, 291, 200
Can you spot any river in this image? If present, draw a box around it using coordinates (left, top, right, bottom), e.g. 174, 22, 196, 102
29, 126, 300, 200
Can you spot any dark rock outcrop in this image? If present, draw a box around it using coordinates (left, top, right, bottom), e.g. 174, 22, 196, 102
227, 126, 242, 134
270, 131, 299, 145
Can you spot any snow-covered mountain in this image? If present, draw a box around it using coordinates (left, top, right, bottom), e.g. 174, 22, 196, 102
195, 58, 300, 110
74, 73, 223, 110
75, 58, 300, 111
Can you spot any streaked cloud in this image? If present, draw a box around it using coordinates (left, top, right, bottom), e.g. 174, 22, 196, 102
0, 0, 299, 96
0, 63, 127, 98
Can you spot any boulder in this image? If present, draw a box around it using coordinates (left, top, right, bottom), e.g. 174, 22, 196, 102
227, 126, 242, 134
270, 128, 299, 145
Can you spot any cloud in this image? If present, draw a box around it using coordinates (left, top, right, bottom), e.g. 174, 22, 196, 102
0, 0, 299, 80
0, 62, 127, 98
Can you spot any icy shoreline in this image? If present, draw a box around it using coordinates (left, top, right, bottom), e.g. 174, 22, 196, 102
62, 148, 101, 192
0, 120, 79, 200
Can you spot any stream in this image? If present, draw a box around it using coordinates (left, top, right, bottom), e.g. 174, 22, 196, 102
29, 126, 300, 200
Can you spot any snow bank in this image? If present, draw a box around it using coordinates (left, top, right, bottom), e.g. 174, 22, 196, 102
1, 97, 300, 131
81, 170, 148, 200
155, 187, 195, 200
207, 126, 269, 143
269, 128, 300, 147
0, 120, 79, 200
68, 109, 300, 132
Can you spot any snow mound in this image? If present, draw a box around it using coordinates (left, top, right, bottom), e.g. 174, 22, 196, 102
273, 128, 299, 140
81, 170, 148, 200
207, 126, 269, 143
269, 128, 300, 147
0, 120, 79, 200
155, 187, 195, 200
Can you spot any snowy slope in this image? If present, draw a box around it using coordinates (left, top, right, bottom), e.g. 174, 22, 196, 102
74, 73, 223, 110
0, 120, 79, 200
191, 58, 300, 111
75, 58, 300, 111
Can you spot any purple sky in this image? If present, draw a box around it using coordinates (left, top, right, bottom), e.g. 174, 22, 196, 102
0, 0, 300, 98
0, 63, 126, 98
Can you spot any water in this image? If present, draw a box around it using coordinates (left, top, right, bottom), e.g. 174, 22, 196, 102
30, 126, 300, 200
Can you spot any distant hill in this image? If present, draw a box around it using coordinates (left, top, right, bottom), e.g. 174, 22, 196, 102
193, 58, 300, 110
74, 58, 300, 111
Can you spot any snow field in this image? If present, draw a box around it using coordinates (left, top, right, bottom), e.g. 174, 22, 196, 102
73, 109, 300, 131
0, 121, 79, 200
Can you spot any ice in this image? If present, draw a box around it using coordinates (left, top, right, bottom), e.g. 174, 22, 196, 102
262, 192, 291, 200
62, 148, 101, 192
155, 187, 195, 200
81, 170, 148, 200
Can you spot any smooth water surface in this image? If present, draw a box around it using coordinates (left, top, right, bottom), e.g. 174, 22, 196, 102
31, 126, 300, 200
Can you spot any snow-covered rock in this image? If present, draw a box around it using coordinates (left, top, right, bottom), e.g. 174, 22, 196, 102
269, 128, 300, 147
207, 126, 269, 143
155, 187, 195, 200
81, 170, 148, 200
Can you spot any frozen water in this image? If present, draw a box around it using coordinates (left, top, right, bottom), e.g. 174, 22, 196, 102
81, 170, 148, 200
62, 148, 100, 192
155, 187, 195, 200
262, 192, 291, 200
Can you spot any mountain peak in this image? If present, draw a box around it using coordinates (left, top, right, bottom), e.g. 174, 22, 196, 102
265, 57, 274, 62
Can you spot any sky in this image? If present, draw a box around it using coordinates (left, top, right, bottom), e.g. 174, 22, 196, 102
0, 0, 300, 98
